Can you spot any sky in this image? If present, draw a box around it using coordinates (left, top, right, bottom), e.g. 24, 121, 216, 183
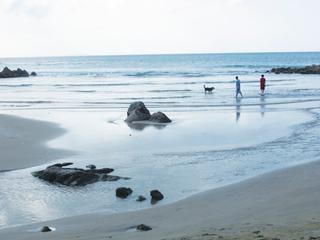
0, 0, 320, 57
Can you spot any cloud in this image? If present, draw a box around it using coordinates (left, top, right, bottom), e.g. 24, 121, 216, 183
7, 0, 52, 18
0, 0, 320, 57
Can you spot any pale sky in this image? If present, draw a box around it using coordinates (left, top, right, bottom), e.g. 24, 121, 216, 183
0, 0, 320, 57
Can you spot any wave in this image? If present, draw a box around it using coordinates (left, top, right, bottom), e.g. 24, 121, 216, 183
0, 84, 33, 87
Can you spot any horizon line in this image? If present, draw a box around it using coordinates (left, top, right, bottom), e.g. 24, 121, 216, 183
1, 50, 320, 60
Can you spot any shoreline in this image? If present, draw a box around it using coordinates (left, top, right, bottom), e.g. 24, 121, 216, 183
0, 114, 71, 171
1, 159, 320, 240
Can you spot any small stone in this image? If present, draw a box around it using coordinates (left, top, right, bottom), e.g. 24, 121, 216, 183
253, 231, 261, 234
136, 195, 147, 202
86, 164, 96, 170
150, 189, 164, 203
136, 224, 152, 231
41, 226, 52, 232
116, 187, 133, 199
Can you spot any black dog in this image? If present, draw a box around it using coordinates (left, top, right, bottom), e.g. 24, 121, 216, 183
203, 85, 215, 93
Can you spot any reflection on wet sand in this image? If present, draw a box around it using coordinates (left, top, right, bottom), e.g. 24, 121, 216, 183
260, 95, 266, 117
236, 98, 241, 122
126, 122, 168, 131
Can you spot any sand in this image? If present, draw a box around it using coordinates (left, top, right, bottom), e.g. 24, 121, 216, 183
1, 158, 320, 240
0, 114, 71, 171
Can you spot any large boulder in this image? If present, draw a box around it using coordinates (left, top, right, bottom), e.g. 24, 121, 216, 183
0, 67, 31, 78
32, 163, 128, 187
125, 101, 172, 124
270, 65, 320, 74
150, 112, 172, 123
125, 101, 151, 122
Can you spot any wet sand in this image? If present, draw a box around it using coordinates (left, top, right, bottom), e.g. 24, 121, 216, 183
0, 114, 70, 171
1, 159, 320, 240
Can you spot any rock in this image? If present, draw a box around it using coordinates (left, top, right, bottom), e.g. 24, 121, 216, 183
125, 101, 172, 124
270, 64, 320, 74
125, 101, 151, 122
136, 195, 147, 202
86, 164, 96, 170
32, 163, 126, 187
150, 112, 172, 123
150, 189, 164, 203
0, 67, 30, 78
41, 226, 52, 232
116, 187, 133, 198
30, 71, 37, 76
49, 162, 74, 168
136, 224, 152, 231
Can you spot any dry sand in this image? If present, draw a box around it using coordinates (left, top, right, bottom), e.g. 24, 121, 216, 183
1, 158, 320, 240
0, 114, 71, 170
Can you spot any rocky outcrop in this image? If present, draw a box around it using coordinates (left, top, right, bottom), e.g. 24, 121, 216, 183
32, 163, 128, 187
150, 189, 164, 204
270, 65, 320, 74
125, 101, 171, 123
116, 187, 133, 198
0, 67, 36, 78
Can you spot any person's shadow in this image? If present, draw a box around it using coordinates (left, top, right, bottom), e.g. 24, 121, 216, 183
236, 98, 242, 122
260, 94, 266, 118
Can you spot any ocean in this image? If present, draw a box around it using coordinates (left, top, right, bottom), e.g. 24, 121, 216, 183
0, 52, 320, 228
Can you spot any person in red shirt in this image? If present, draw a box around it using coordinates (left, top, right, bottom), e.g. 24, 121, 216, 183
260, 74, 266, 95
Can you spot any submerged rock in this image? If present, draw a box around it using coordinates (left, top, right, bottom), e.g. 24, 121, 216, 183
0, 67, 30, 78
32, 163, 128, 187
136, 195, 147, 202
270, 65, 320, 74
116, 187, 133, 198
41, 226, 52, 232
125, 101, 172, 124
136, 224, 152, 231
150, 189, 164, 204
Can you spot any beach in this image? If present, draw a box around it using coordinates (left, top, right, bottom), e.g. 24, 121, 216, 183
1, 53, 320, 239
1, 154, 320, 240
0, 114, 70, 171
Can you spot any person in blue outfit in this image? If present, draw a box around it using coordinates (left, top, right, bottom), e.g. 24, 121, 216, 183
235, 76, 243, 98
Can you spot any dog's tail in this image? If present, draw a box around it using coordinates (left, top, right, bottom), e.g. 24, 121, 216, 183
203, 85, 206, 89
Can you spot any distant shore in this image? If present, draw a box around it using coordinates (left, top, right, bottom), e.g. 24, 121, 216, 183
1, 159, 320, 239
0, 114, 71, 170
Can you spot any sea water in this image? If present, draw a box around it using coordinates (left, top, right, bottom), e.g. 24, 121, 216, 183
0, 52, 320, 228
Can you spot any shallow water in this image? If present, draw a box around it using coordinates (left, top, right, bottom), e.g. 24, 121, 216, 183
0, 52, 320, 228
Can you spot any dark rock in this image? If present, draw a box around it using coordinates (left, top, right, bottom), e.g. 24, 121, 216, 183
270, 64, 320, 74
150, 189, 164, 203
0, 67, 30, 78
125, 101, 151, 122
136, 224, 152, 231
116, 187, 133, 198
150, 112, 172, 123
136, 195, 147, 202
86, 164, 96, 170
49, 162, 74, 168
41, 226, 52, 232
30, 71, 37, 76
125, 101, 172, 125
32, 163, 125, 187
